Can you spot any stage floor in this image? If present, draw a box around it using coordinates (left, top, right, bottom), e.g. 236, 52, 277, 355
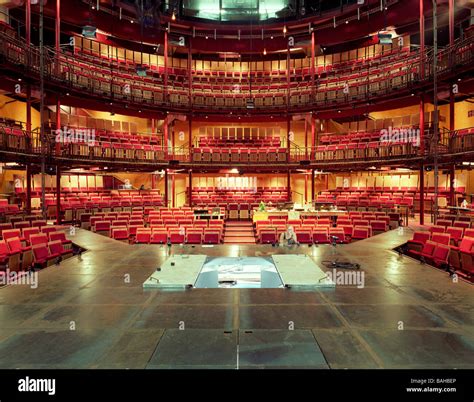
144, 255, 334, 289
0, 228, 472, 369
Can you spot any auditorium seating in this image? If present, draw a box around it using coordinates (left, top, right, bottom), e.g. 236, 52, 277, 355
406, 226, 474, 277
191, 186, 289, 209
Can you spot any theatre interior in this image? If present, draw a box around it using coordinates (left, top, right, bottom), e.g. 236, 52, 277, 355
0, 0, 472, 370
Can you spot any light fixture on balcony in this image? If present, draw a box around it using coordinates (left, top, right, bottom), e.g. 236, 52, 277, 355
171, 10, 176, 21
82, 25, 97, 38
136, 65, 148, 77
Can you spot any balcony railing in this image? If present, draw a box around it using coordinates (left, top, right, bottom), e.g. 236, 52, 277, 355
3, 127, 474, 166
0, 31, 472, 113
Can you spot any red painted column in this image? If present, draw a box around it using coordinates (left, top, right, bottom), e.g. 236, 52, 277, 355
26, 164, 32, 213
151, 118, 155, 134
311, 31, 315, 100
188, 170, 193, 207
188, 116, 192, 162
26, 0, 31, 141
55, 0, 60, 51
188, 37, 192, 107
287, 115, 291, 158
304, 117, 308, 159
172, 172, 175, 208
164, 30, 168, 102
304, 171, 308, 203
311, 168, 315, 203
287, 170, 291, 202
163, 117, 168, 157
449, 0, 454, 47
419, 164, 425, 225
56, 166, 61, 224
449, 164, 455, 206
164, 169, 169, 207
419, 96, 425, 155
419, 0, 425, 79
311, 116, 315, 160
55, 96, 61, 155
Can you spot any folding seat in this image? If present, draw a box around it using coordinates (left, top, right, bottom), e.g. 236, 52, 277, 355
409, 240, 437, 261
453, 221, 470, 230
459, 238, 474, 275
48, 241, 73, 258
135, 228, 151, 244
23, 228, 40, 243
49, 231, 72, 248
41, 226, 57, 236
317, 218, 331, 226
329, 228, 347, 244
445, 227, 463, 246
260, 229, 277, 244
112, 220, 129, 227
194, 220, 208, 229
0, 239, 20, 272
32, 220, 47, 228
425, 244, 450, 268
228, 204, 239, 220
6, 237, 32, 270
0, 223, 13, 239
32, 244, 60, 268
430, 233, 451, 246
407, 232, 430, 253
169, 229, 185, 244
150, 230, 168, 244
339, 225, 354, 241
352, 226, 371, 240
239, 204, 250, 220
295, 229, 312, 244
313, 228, 330, 244
186, 229, 203, 244
370, 220, 387, 235
29, 233, 50, 246
93, 221, 111, 236
336, 218, 351, 226
14, 221, 31, 230
436, 219, 452, 228
352, 219, 369, 227
429, 225, 445, 234
464, 228, 474, 238
111, 227, 129, 242
203, 229, 220, 244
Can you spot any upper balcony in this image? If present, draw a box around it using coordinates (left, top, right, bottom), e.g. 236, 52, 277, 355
0, 28, 472, 116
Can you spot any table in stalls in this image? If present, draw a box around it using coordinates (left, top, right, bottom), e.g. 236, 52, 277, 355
193, 213, 226, 220
447, 206, 474, 217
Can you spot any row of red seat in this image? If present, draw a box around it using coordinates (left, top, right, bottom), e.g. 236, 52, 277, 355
257, 225, 374, 244
96, 225, 224, 244
406, 228, 474, 277
0, 228, 72, 271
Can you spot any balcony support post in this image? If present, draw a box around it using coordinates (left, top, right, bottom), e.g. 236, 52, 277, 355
311, 168, 315, 203
449, 164, 456, 207
188, 170, 193, 207
419, 164, 425, 225
26, 164, 32, 214
56, 165, 61, 224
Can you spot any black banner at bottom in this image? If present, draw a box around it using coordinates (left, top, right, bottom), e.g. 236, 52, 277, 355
0, 369, 472, 402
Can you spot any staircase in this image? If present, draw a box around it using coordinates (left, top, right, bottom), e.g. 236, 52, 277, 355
223, 221, 256, 244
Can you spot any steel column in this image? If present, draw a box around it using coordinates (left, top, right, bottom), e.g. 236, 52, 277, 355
419, 164, 425, 225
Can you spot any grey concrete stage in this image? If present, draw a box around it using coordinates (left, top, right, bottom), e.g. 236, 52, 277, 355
0, 228, 473, 369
